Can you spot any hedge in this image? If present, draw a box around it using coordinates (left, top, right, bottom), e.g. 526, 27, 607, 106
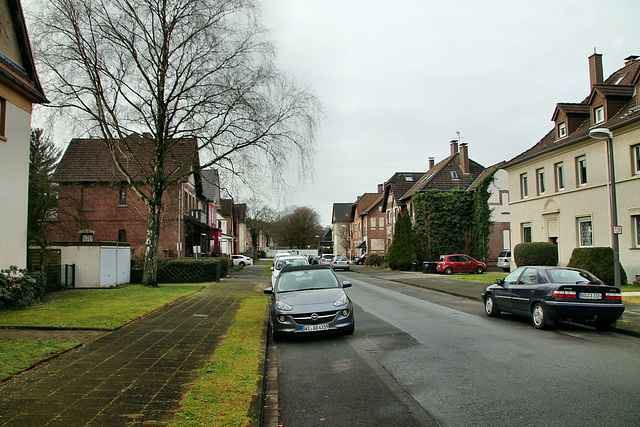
0, 266, 47, 311
513, 242, 558, 267
567, 247, 628, 286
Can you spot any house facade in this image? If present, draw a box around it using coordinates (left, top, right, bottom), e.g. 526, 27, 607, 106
504, 53, 640, 279
0, 0, 48, 269
331, 203, 352, 256
49, 134, 215, 258
381, 172, 425, 252
350, 187, 386, 258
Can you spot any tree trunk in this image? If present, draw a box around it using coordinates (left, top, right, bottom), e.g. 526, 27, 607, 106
142, 202, 162, 287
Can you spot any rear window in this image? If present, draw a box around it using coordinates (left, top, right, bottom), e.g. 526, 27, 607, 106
499, 251, 510, 258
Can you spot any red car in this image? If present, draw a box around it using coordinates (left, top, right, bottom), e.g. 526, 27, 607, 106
436, 254, 486, 274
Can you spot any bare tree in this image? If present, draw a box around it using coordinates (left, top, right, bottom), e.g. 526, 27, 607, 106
31, 0, 320, 285
274, 206, 323, 249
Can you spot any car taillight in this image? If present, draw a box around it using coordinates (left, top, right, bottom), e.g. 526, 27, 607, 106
553, 290, 577, 299
605, 292, 622, 300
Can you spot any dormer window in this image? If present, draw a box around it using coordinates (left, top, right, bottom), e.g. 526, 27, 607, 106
404, 175, 414, 182
450, 171, 459, 180
594, 105, 605, 124
557, 122, 567, 139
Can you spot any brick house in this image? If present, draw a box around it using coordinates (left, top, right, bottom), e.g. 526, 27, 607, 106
49, 133, 215, 258
380, 172, 425, 252
349, 187, 386, 258
503, 52, 640, 279
0, 0, 48, 269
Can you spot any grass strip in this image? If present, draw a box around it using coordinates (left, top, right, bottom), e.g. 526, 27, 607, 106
0, 338, 80, 382
447, 272, 507, 283
172, 295, 268, 426
0, 283, 204, 329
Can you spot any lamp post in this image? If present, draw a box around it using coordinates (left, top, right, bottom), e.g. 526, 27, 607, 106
315, 235, 320, 255
589, 127, 621, 289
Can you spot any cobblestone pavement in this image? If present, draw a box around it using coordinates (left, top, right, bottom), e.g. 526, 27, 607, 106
0, 266, 267, 426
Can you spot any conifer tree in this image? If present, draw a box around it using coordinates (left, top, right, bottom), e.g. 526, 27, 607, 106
387, 210, 417, 270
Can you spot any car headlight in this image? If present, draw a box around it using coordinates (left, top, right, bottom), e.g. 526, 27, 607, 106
334, 294, 349, 307
276, 301, 293, 311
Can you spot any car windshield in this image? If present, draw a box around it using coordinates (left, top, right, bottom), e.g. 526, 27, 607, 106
547, 268, 602, 284
276, 269, 341, 292
336, 257, 348, 261
275, 258, 307, 270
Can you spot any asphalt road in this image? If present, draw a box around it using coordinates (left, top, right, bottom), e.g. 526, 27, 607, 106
274, 270, 640, 426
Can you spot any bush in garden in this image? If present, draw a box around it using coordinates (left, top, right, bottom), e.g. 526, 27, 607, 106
513, 242, 558, 267
567, 247, 628, 286
0, 266, 47, 311
364, 253, 383, 267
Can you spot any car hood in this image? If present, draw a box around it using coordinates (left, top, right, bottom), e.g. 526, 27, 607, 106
276, 288, 348, 311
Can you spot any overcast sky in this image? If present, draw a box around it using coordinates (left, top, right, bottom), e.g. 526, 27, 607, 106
250, 0, 639, 226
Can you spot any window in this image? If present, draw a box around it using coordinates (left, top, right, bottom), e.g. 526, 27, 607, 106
118, 229, 127, 242
594, 105, 605, 124
576, 156, 587, 186
80, 233, 93, 242
520, 173, 529, 198
118, 186, 127, 205
521, 223, 532, 243
0, 97, 6, 140
634, 215, 640, 248
578, 217, 593, 247
633, 145, 640, 175
450, 171, 459, 180
557, 122, 566, 139
554, 162, 565, 191
404, 175, 414, 182
536, 168, 545, 195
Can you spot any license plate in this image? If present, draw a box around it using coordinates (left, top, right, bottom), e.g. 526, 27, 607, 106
302, 324, 329, 332
579, 292, 602, 300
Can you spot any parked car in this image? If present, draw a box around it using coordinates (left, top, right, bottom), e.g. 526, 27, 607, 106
355, 253, 368, 265
482, 266, 624, 331
306, 254, 319, 264
331, 256, 350, 271
496, 250, 511, 272
263, 264, 355, 341
271, 255, 308, 286
319, 254, 335, 265
436, 254, 486, 274
231, 254, 253, 267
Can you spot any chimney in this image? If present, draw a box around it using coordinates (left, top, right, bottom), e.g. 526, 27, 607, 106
428, 157, 435, 170
460, 143, 470, 174
450, 140, 459, 157
624, 55, 639, 66
589, 52, 603, 89
377, 184, 383, 194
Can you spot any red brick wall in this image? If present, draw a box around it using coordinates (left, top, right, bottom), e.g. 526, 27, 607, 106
487, 221, 510, 266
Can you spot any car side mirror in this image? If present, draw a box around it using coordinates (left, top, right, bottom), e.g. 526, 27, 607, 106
342, 281, 352, 288
263, 287, 273, 295
494, 279, 505, 286
270, 267, 274, 272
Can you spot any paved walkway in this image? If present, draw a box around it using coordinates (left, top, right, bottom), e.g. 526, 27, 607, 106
350, 265, 640, 337
0, 266, 267, 426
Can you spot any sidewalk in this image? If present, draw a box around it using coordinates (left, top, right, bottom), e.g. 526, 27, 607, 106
350, 265, 640, 337
0, 266, 267, 426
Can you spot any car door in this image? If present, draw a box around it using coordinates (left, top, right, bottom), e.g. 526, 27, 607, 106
510, 267, 539, 315
492, 267, 525, 312
459, 255, 474, 273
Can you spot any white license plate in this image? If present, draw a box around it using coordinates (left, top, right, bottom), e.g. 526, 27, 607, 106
579, 292, 602, 300
303, 324, 329, 332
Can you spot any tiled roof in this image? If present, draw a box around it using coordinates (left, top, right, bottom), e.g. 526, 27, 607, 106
401, 153, 485, 200
332, 203, 353, 223
201, 169, 221, 204
220, 199, 234, 217
0, 1, 47, 103
54, 133, 199, 184
505, 58, 640, 168
359, 192, 384, 216
234, 203, 247, 222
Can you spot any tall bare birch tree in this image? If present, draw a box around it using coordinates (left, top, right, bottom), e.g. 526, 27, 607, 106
31, 0, 320, 285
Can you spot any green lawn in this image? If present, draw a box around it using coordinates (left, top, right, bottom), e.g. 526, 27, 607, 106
0, 339, 81, 382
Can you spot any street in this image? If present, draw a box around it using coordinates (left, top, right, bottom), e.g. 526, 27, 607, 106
274, 270, 640, 426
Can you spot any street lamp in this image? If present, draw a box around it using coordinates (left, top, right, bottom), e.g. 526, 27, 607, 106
589, 127, 621, 289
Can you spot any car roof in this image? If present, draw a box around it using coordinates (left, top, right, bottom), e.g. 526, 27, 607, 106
281, 264, 332, 273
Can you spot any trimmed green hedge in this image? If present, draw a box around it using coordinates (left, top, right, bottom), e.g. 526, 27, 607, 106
513, 242, 558, 267
130, 257, 231, 284
567, 247, 628, 286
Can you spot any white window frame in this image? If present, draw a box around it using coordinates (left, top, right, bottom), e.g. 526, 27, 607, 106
594, 106, 605, 124
554, 162, 565, 191
557, 122, 567, 139
578, 217, 593, 248
450, 171, 459, 180
633, 144, 640, 175
521, 223, 532, 243
536, 168, 545, 195
576, 156, 587, 186
634, 215, 640, 248
80, 232, 94, 242
520, 173, 529, 198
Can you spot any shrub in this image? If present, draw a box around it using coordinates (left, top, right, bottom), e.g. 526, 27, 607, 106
0, 266, 47, 311
387, 211, 417, 271
513, 242, 558, 267
567, 247, 628, 286
364, 253, 383, 267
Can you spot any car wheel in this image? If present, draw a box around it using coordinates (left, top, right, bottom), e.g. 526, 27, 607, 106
344, 322, 355, 335
531, 302, 551, 330
270, 322, 283, 342
595, 320, 616, 332
239, 261, 245, 267
475, 266, 485, 274
484, 295, 500, 317
444, 267, 454, 275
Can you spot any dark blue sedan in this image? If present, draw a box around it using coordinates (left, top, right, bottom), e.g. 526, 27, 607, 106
482, 266, 624, 331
